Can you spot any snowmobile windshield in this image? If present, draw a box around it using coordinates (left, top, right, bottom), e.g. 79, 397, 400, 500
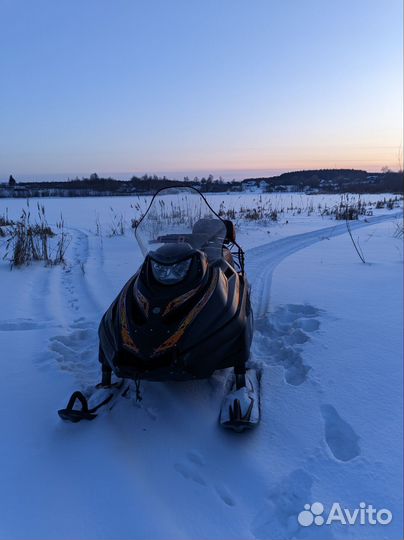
135, 187, 227, 262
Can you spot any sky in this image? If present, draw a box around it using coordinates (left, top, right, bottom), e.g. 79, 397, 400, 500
0, 0, 402, 181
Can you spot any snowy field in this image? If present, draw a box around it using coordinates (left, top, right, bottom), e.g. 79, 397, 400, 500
0, 193, 403, 539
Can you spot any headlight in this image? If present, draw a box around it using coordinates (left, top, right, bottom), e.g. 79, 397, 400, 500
151, 258, 192, 285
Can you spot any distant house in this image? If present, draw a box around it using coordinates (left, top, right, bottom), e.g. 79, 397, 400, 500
259, 180, 268, 190
242, 180, 259, 192
11, 186, 31, 197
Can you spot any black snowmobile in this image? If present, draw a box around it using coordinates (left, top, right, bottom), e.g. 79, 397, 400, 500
58, 187, 259, 431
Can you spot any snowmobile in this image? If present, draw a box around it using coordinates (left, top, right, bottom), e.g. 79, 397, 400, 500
58, 187, 259, 431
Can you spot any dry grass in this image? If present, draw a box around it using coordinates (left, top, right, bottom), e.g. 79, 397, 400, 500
3, 203, 70, 268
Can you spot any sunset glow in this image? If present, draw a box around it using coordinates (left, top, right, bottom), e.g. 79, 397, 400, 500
1, 0, 402, 180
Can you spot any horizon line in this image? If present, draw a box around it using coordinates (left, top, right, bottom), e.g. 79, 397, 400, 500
3, 165, 400, 184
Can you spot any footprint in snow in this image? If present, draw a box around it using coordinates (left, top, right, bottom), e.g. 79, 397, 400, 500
287, 304, 319, 317
295, 318, 320, 332
321, 404, 360, 461
47, 321, 99, 384
251, 468, 316, 539
174, 451, 236, 507
174, 462, 206, 486
214, 484, 236, 507
253, 304, 321, 386
187, 450, 205, 466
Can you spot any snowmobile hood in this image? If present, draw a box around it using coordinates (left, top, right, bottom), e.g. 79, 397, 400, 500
98, 185, 251, 382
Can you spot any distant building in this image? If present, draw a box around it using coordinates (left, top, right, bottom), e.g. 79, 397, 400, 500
259, 180, 268, 190
242, 180, 259, 192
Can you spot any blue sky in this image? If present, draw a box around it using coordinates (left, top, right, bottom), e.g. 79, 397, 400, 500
0, 0, 402, 180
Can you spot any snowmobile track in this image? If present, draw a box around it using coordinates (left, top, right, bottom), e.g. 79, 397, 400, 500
246, 211, 402, 319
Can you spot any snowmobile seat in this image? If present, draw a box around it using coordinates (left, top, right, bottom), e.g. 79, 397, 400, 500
192, 218, 236, 244
223, 220, 236, 243
192, 218, 225, 242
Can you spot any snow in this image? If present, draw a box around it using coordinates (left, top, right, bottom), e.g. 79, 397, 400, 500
0, 193, 402, 539
253, 219, 403, 539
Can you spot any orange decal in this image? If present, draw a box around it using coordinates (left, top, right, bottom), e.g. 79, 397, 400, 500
162, 283, 203, 316
219, 270, 228, 295
152, 270, 219, 356
134, 278, 149, 317
119, 281, 140, 353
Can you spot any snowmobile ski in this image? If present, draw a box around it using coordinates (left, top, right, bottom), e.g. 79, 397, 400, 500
58, 380, 129, 423
219, 369, 260, 432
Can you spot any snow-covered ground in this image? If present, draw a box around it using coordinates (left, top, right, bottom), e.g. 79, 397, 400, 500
0, 193, 402, 539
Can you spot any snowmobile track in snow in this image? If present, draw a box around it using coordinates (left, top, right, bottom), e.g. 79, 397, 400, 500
247, 212, 402, 389
44, 227, 110, 382
246, 211, 402, 319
